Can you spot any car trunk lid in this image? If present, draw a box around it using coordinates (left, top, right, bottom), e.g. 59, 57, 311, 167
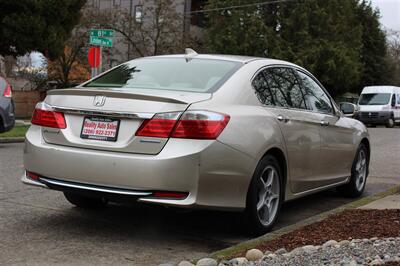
41, 87, 211, 154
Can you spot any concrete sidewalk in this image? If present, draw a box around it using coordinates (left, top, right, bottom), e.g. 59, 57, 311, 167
359, 193, 400, 209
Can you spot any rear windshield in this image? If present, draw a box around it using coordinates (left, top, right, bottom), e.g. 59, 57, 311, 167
84, 58, 242, 93
359, 93, 391, 105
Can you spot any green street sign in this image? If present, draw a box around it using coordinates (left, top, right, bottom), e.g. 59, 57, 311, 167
90, 29, 114, 38
90, 36, 113, 47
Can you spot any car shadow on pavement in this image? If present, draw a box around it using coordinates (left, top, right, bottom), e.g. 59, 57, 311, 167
28, 188, 369, 248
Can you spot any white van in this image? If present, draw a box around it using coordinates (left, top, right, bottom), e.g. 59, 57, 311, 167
357, 86, 400, 127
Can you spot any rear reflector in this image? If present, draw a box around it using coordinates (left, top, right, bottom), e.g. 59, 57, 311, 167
31, 103, 66, 129
26, 171, 40, 181
3, 84, 12, 98
153, 191, 188, 199
135, 110, 229, 139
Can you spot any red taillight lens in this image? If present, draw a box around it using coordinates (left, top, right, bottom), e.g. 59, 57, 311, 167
31, 104, 66, 129
153, 191, 188, 199
136, 119, 177, 138
3, 84, 12, 98
135, 112, 181, 138
171, 111, 230, 139
136, 111, 230, 139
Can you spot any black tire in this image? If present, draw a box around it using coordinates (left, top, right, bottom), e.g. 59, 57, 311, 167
245, 155, 283, 235
338, 143, 369, 198
63, 192, 108, 209
386, 117, 395, 128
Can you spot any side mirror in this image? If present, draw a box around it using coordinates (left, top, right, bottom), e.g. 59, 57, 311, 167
340, 102, 356, 117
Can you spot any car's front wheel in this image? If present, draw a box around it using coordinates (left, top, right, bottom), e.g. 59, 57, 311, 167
63, 192, 108, 209
245, 155, 282, 235
338, 143, 369, 197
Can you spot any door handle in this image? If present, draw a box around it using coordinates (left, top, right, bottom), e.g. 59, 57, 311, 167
277, 115, 289, 123
320, 120, 329, 126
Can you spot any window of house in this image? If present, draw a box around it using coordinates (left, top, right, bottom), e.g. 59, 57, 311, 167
134, 5, 143, 23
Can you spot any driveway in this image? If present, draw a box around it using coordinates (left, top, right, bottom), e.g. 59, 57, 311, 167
0, 128, 399, 265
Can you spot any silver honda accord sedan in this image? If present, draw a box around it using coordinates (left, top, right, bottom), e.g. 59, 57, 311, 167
23, 52, 370, 233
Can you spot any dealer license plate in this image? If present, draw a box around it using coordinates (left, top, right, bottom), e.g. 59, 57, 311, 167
80, 117, 120, 142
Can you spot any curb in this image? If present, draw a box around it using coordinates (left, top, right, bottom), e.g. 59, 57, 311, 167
0, 137, 25, 143
210, 184, 400, 260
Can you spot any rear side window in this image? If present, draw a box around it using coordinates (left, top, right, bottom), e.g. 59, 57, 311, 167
84, 58, 242, 93
295, 71, 334, 114
252, 67, 307, 109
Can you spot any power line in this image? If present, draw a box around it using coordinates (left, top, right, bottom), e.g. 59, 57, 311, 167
187, 0, 299, 14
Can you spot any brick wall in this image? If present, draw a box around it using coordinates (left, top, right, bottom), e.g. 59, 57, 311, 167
13, 91, 45, 118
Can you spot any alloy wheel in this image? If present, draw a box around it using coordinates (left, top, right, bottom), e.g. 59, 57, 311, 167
355, 149, 367, 192
256, 165, 280, 226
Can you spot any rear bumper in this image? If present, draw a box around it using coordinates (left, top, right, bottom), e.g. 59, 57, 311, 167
23, 125, 255, 210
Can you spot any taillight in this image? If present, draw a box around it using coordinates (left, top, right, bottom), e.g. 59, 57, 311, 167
3, 84, 12, 97
135, 110, 230, 139
135, 112, 181, 138
31, 102, 67, 129
171, 111, 230, 139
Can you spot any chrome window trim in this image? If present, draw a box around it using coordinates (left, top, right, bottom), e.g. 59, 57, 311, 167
51, 105, 154, 119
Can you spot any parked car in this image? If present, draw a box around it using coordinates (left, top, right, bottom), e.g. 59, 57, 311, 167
22, 52, 370, 234
356, 86, 400, 128
0, 76, 15, 133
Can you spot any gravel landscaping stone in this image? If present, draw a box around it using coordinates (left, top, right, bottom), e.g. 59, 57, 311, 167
197, 258, 218, 266
250, 237, 400, 266
245, 249, 263, 261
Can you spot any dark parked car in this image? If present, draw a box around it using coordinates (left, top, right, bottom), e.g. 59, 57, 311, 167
0, 76, 15, 133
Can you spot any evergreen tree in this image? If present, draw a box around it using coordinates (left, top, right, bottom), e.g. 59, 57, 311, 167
204, 0, 390, 97
0, 0, 86, 59
356, 0, 389, 91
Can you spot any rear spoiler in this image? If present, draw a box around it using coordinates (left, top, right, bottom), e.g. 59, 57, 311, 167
47, 87, 212, 105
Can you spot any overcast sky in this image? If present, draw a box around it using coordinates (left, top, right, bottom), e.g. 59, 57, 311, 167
370, 0, 400, 31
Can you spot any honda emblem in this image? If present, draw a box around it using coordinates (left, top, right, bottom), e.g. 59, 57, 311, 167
93, 95, 106, 107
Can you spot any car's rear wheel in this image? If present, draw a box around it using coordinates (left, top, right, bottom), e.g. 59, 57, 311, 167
63, 192, 108, 209
245, 155, 282, 235
338, 143, 369, 197
386, 117, 395, 128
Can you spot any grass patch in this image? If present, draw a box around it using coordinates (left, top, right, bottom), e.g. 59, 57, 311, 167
0, 125, 29, 138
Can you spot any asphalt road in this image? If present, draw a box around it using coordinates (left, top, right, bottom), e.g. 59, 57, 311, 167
0, 128, 399, 265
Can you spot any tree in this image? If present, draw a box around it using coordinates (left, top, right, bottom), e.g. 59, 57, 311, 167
0, 0, 86, 59
356, 1, 390, 90
386, 30, 400, 86
89, 0, 189, 59
46, 13, 92, 88
204, 0, 389, 97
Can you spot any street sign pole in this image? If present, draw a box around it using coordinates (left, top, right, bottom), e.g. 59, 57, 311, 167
89, 29, 114, 78
99, 46, 102, 74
